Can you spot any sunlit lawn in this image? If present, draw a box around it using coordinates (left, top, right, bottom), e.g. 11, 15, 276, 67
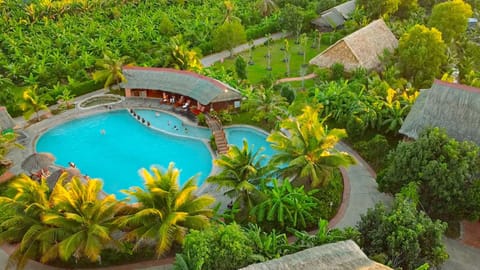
213, 35, 330, 84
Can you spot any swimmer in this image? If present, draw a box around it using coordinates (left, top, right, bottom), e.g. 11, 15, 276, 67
142, 118, 145, 123
155, 112, 160, 117
168, 120, 171, 126
173, 125, 177, 130
100, 129, 106, 135
68, 162, 76, 168
147, 121, 151, 127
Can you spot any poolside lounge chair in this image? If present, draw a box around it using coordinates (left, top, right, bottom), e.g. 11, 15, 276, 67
182, 100, 191, 109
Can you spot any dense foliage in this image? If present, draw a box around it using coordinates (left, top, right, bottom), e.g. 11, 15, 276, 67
428, 0, 473, 43
377, 128, 480, 222
357, 183, 448, 270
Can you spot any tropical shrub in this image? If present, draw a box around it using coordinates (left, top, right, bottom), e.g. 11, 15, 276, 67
357, 183, 448, 270
354, 135, 392, 170
174, 223, 257, 270
377, 127, 480, 222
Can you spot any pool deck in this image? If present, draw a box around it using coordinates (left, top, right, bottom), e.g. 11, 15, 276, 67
6, 91, 231, 207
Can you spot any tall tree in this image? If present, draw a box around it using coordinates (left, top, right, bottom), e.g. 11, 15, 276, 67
242, 86, 288, 124
19, 86, 50, 122
397, 24, 447, 88
378, 127, 480, 222
267, 106, 355, 187
207, 140, 269, 214
212, 21, 247, 57
163, 35, 203, 71
121, 163, 214, 257
92, 51, 130, 90
256, 0, 278, 17
428, 0, 473, 43
357, 0, 400, 19
357, 183, 448, 269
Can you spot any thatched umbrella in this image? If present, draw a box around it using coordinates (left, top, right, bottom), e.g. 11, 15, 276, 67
46, 167, 81, 189
21, 152, 55, 173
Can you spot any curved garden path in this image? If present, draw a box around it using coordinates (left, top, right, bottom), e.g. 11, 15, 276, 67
275, 73, 317, 84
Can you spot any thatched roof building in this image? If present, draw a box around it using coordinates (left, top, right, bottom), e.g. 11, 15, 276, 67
241, 240, 392, 270
312, 0, 356, 29
399, 80, 480, 145
309, 19, 398, 71
121, 66, 242, 112
0, 107, 16, 130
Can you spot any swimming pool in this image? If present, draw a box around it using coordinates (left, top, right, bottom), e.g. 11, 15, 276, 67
36, 110, 213, 199
36, 110, 276, 199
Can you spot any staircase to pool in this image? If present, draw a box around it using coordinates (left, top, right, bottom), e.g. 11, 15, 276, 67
206, 116, 229, 154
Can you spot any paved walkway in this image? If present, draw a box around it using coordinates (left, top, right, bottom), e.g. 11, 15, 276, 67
201, 32, 289, 67
275, 73, 317, 84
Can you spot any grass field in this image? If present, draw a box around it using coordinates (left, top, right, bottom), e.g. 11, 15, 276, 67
213, 34, 330, 84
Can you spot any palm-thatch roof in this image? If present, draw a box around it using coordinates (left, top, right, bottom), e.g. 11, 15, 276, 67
312, 0, 356, 28
399, 80, 480, 145
241, 240, 392, 270
0, 107, 15, 130
309, 19, 398, 71
121, 66, 241, 105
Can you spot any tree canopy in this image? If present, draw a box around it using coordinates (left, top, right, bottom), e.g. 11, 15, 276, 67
357, 0, 400, 19
397, 24, 447, 88
428, 0, 473, 43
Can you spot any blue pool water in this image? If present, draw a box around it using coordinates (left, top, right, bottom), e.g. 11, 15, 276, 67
36, 110, 213, 199
36, 110, 277, 199
225, 126, 275, 164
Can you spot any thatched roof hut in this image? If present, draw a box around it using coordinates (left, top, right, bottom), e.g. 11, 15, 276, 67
312, 0, 356, 29
309, 19, 398, 71
0, 107, 16, 130
241, 240, 392, 270
399, 80, 480, 145
121, 66, 241, 111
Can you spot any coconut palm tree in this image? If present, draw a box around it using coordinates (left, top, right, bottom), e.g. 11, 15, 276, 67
39, 175, 127, 263
0, 174, 51, 269
267, 106, 355, 188
92, 51, 130, 90
256, 0, 278, 17
207, 140, 270, 214
19, 86, 50, 122
242, 86, 288, 124
120, 163, 214, 257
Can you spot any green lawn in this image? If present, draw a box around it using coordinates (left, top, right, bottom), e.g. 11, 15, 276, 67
213, 35, 330, 84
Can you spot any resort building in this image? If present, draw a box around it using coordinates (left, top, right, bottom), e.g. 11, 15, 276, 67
399, 80, 480, 145
311, 0, 356, 29
121, 66, 242, 114
309, 19, 398, 71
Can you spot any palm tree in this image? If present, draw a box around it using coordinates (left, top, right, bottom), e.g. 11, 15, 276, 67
0, 174, 51, 269
256, 0, 278, 17
267, 106, 355, 188
242, 86, 288, 124
120, 163, 214, 257
92, 51, 130, 90
250, 179, 319, 230
39, 175, 127, 263
19, 86, 50, 122
207, 140, 270, 215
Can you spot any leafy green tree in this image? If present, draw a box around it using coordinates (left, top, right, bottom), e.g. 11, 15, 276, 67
207, 140, 269, 217
234, 55, 247, 80
19, 86, 50, 122
357, 183, 449, 269
268, 106, 355, 187
251, 179, 320, 231
396, 0, 419, 19
428, 0, 473, 43
212, 21, 247, 57
121, 163, 214, 257
92, 51, 130, 90
174, 223, 256, 270
397, 24, 447, 88
163, 35, 203, 71
377, 128, 480, 222
279, 4, 305, 42
357, 0, 400, 19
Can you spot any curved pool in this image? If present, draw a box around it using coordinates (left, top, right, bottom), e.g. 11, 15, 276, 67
36, 110, 213, 199
36, 110, 276, 199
